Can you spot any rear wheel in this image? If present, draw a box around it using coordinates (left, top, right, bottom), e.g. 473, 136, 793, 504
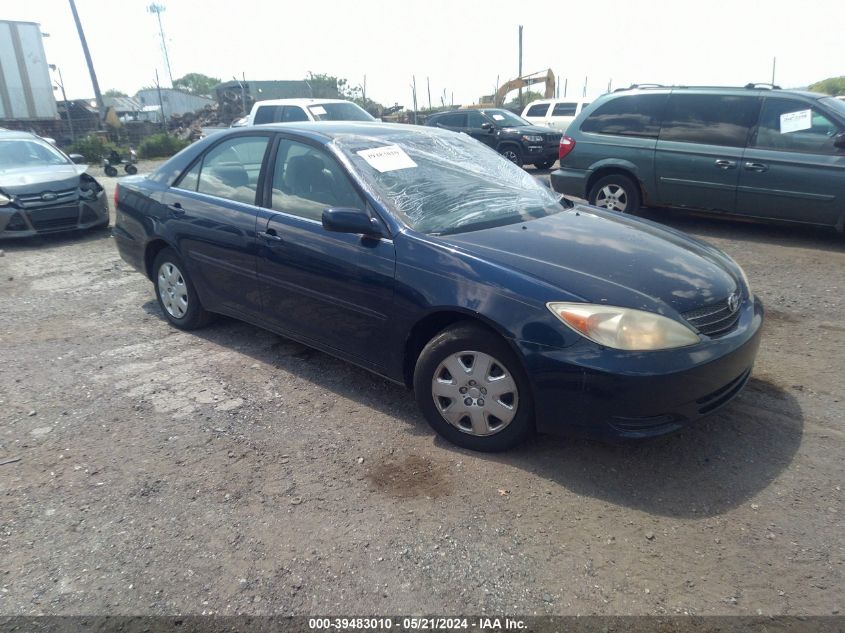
125, 164, 138, 175
498, 145, 523, 167
588, 174, 641, 213
152, 248, 213, 330
414, 323, 533, 452
104, 165, 118, 177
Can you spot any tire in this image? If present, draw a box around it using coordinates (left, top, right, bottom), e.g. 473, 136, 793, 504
125, 164, 138, 175
104, 165, 118, 177
534, 159, 555, 170
152, 248, 213, 330
413, 322, 534, 452
588, 173, 641, 213
498, 145, 523, 167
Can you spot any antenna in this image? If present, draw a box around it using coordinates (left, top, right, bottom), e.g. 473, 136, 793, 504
148, 3, 174, 86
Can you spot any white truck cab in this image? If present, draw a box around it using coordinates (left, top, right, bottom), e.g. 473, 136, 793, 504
521, 99, 591, 132
246, 98, 375, 125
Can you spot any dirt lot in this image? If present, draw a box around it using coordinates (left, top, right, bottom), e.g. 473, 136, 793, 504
0, 162, 842, 616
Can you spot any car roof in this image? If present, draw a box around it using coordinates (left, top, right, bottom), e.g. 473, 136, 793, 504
0, 129, 40, 140
524, 98, 590, 105
245, 121, 446, 142
607, 85, 829, 100
252, 98, 359, 107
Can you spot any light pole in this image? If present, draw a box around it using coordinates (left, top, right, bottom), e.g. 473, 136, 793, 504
148, 3, 174, 86
49, 64, 74, 141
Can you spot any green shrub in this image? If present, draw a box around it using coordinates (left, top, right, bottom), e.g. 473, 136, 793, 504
138, 133, 189, 159
68, 135, 120, 162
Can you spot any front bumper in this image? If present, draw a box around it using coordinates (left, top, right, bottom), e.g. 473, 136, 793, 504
550, 166, 590, 198
0, 195, 109, 239
518, 296, 764, 440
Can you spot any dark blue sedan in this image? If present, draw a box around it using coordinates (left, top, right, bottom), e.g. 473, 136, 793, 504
113, 122, 763, 452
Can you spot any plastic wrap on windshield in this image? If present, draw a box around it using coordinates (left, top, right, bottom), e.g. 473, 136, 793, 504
331, 126, 564, 235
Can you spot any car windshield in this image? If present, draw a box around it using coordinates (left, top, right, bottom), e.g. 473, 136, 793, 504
480, 109, 531, 127
308, 102, 375, 122
334, 128, 566, 235
0, 138, 70, 171
820, 96, 845, 118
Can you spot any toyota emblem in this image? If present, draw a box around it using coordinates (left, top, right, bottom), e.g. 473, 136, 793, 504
728, 292, 740, 313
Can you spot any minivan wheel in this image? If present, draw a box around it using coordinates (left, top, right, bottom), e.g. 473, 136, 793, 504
588, 174, 641, 213
152, 248, 213, 330
499, 146, 523, 167
414, 323, 534, 452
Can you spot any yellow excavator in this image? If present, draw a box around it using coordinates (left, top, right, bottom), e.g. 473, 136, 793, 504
477, 69, 556, 107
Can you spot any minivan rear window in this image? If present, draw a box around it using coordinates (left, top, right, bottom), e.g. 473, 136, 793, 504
659, 94, 761, 147
580, 94, 667, 138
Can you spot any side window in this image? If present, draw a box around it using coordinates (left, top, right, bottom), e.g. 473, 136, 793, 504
175, 161, 201, 191
580, 94, 667, 138
435, 112, 467, 128
753, 98, 843, 154
253, 105, 280, 125
282, 106, 309, 122
466, 110, 485, 127
659, 94, 760, 147
270, 139, 364, 221
196, 136, 269, 204
551, 102, 577, 117
526, 103, 551, 117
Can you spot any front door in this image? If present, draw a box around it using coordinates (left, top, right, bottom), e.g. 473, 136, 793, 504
465, 110, 497, 148
737, 97, 845, 226
255, 137, 396, 367
655, 93, 761, 212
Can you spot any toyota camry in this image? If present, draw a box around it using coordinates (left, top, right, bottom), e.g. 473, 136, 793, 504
113, 122, 763, 452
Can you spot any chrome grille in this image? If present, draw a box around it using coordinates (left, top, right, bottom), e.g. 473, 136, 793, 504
682, 297, 741, 337
16, 187, 78, 209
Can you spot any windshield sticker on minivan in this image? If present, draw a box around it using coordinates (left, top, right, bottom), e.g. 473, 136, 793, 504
780, 109, 812, 134
357, 145, 418, 172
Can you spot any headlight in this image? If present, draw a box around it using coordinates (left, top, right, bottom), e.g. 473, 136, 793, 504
547, 302, 700, 351
521, 135, 543, 143
0, 193, 11, 206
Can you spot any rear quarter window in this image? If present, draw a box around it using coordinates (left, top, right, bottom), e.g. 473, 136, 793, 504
526, 103, 550, 117
580, 94, 667, 138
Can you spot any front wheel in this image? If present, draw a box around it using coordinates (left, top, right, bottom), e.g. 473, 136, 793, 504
104, 165, 118, 177
125, 164, 138, 175
152, 248, 213, 330
498, 145, 523, 168
588, 174, 641, 213
414, 323, 533, 452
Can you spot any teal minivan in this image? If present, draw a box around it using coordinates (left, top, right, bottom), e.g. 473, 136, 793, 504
550, 85, 845, 231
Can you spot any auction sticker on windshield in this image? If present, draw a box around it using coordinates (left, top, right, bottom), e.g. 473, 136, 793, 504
357, 145, 418, 172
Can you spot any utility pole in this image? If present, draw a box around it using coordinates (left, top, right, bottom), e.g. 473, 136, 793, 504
411, 76, 418, 124
518, 25, 523, 108
148, 3, 174, 86
564, 78, 568, 98
362, 75, 367, 103
771, 57, 777, 85
155, 69, 165, 129
49, 65, 74, 141
427, 77, 432, 110
583, 76, 588, 98
68, 0, 104, 121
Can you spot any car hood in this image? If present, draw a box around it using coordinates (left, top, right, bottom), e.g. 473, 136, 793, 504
440, 204, 739, 315
502, 124, 559, 136
0, 164, 87, 193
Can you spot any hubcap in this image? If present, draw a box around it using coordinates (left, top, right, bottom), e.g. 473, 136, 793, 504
595, 184, 629, 212
157, 262, 189, 319
502, 150, 519, 164
431, 351, 519, 436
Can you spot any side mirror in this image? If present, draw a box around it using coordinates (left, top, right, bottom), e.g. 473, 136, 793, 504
68, 153, 87, 165
834, 132, 845, 150
322, 207, 384, 237
481, 122, 493, 131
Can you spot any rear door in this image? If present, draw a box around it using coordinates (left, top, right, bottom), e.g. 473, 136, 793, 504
737, 97, 845, 226
167, 133, 271, 315
655, 93, 761, 212
255, 136, 396, 366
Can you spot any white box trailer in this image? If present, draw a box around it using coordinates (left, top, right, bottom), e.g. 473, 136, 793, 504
0, 20, 58, 120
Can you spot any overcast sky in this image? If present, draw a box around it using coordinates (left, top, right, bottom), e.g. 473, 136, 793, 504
6, 0, 844, 106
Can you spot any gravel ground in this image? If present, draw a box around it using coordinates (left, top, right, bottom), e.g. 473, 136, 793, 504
0, 161, 842, 616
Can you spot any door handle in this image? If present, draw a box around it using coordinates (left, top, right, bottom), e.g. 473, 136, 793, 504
744, 162, 768, 172
167, 202, 185, 217
260, 228, 283, 242
714, 159, 737, 170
